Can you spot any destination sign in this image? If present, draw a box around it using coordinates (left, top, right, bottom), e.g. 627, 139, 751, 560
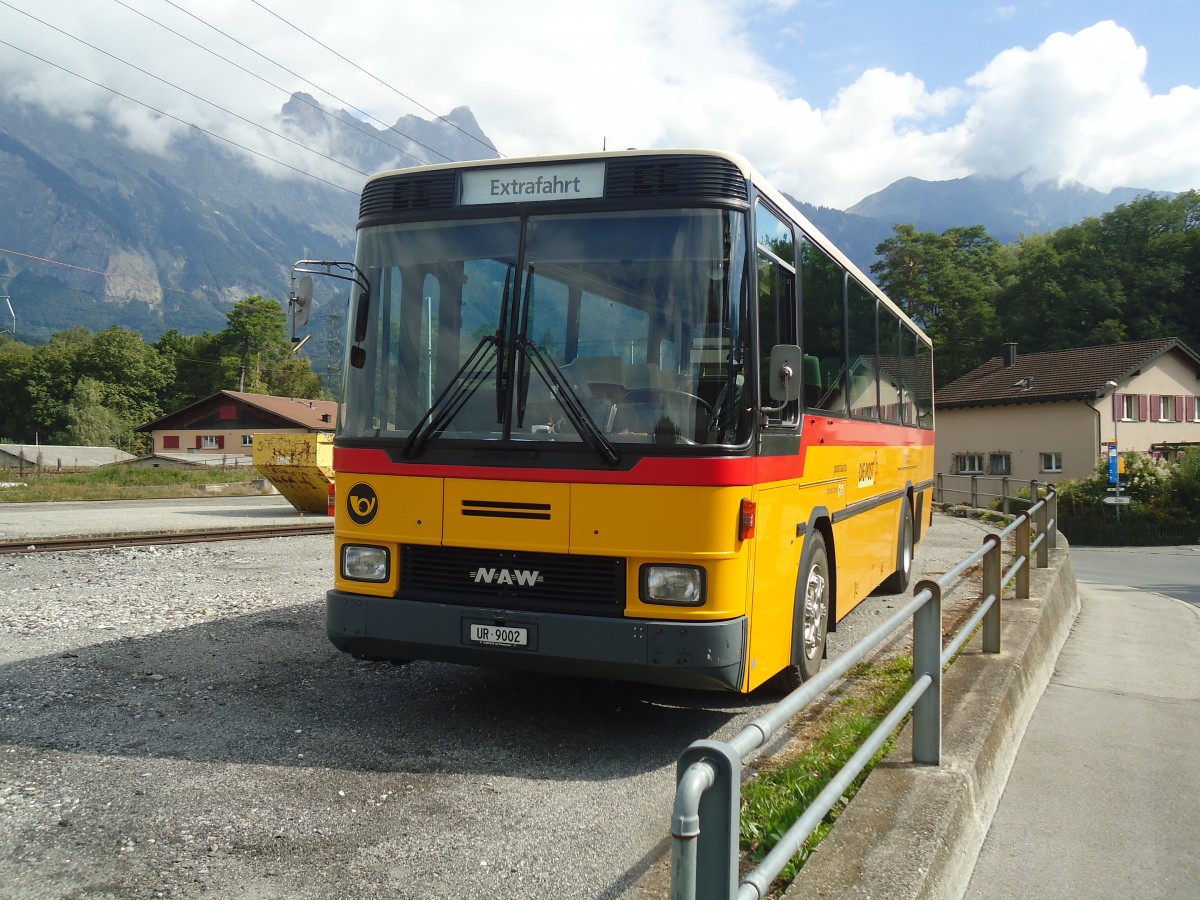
461, 162, 605, 205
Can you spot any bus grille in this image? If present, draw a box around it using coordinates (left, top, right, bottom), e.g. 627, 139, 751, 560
605, 156, 749, 202
400, 545, 626, 617
359, 172, 458, 219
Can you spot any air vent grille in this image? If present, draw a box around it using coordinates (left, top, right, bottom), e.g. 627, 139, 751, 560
605, 156, 748, 201
401, 545, 626, 616
359, 172, 458, 219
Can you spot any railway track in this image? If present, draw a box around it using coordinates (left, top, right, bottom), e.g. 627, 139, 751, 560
0, 521, 333, 555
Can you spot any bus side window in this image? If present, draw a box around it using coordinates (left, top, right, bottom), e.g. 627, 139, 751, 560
799, 238, 846, 416
756, 202, 797, 425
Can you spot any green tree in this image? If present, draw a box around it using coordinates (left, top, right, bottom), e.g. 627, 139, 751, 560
77, 327, 174, 436
872, 224, 1005, 385
0, 336, 36, 442
220, 295, 288, 393
62, 377, 128, 449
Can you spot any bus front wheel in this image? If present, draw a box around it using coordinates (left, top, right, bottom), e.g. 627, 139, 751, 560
776, 531, 831, 691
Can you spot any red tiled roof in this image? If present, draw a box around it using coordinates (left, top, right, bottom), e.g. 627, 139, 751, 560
936, 338, 1200, 409
221, 391, 338, 429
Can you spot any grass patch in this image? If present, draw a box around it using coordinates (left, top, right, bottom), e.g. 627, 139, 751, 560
0, 466, 266, 502
740, 655, 914, 891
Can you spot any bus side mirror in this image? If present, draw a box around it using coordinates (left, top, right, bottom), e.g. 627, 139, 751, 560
353, 290, 372, 342
767, 344, 803, 403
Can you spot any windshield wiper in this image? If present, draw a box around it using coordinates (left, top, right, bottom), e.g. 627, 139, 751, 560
518, 337, 620, 467
401, 337, 498, 458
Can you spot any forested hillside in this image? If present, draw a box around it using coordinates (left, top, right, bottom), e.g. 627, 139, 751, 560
870, 191, 1200, 385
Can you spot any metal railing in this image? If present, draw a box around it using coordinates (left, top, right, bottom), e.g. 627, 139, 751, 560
669, 491, 1059, 900
934, 472, 1053, 514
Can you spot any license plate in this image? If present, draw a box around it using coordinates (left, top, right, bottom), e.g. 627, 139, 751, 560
469, 623, 528, 648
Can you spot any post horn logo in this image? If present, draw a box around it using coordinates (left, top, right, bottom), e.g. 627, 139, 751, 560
346, 483, 379, 525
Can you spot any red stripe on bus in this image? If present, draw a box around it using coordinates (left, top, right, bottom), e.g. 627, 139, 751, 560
334, 423, 931, 487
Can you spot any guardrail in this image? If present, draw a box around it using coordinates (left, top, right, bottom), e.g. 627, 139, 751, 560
669, 490, 1059, 900
934, 472, 1053, 513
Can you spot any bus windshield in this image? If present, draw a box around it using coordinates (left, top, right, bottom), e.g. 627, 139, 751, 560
341, 207, 751, 451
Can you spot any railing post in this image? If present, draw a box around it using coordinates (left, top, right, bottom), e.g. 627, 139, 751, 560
672, 741, 741, 900
1047, 490, 1058, 550
1015, 512, 1031, 599
1001, 476, 1010, 515
1035, 499, 1049, 568
935, 472, 943, 504
981, 534, 1001, 653
971, 475, 979, 509
912, 580, 942, 766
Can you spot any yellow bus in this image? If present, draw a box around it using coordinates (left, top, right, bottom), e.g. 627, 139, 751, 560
309, 149, 934, 693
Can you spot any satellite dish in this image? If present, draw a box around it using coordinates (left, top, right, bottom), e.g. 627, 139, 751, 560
293, 275, 313, 328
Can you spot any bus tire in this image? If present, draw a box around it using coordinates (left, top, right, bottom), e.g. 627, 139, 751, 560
775, 530, 831, 691
879, 499, 914, 594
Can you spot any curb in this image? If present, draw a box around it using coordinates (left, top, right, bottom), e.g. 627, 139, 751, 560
783, 543, 1080, 899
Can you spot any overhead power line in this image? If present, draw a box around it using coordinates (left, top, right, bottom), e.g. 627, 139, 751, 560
247, 0, 501, 157
0, 1, 369, 181
0, 247, 207, 298
108, 0, 434, 168
0, 37, 359, 194
159, 0, 460, 166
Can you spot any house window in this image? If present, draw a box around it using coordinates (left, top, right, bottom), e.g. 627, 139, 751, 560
1118, 394, 1136, 421
989, 453, 1012, 475
954, 453, 984, 474
242, 434, 254, 447
1158, 395, 1177, 422
201, 435, 223, 450
162, 435, 179, 450
1192, 396, 1199, 422
1040, 452, 1063, 473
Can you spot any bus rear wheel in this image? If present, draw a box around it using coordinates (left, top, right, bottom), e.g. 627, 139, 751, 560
879, 499, 914, 594
775, 531, 830, 692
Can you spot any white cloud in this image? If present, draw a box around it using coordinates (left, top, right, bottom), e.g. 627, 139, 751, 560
0, 3, 1195, 208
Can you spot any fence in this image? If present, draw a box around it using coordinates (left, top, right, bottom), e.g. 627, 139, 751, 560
669, 491, 1059, 900
934, 472, 1053, 513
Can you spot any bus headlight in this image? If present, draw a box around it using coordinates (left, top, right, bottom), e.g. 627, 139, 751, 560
341, 544, 390, 582
640, 565, 706, 606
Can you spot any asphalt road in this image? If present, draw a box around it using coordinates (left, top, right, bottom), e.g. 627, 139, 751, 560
1070, 545, 1200, 605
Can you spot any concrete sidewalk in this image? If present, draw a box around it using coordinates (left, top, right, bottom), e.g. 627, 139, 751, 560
787, 544, 1080, 899
965, 583, 1200, 898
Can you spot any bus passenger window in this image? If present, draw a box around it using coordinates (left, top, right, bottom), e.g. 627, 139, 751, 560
799, 239, 846, 415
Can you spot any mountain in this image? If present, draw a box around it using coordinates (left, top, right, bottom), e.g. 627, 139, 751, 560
0, 90, 497, 346
0, 88, 1163, 349
785, 175, 1162, 278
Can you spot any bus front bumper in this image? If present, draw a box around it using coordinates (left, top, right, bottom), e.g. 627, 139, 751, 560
326, 590, 748, 692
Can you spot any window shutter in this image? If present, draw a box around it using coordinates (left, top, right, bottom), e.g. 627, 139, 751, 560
1138, 395, 1148, 421
1112, 392, 1121, 420
163, 435, 179, 450
1175, 396, 1184, 422
195, 436, 203, 449
217, 435, 225, 449
1150, 395, 1162, 421
1187, 396, 1197, 422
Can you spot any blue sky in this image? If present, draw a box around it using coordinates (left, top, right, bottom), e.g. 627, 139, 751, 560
746, 1, 1197, 103
1, 1, 1197, 208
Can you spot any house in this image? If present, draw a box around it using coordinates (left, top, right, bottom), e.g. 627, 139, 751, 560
0, 444, 136, 471
935, 338, 1200, 491
137, 390, 338, 456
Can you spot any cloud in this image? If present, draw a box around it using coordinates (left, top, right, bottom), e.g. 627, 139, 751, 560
958, 20, 1200, 192
0, 3, 1195, 208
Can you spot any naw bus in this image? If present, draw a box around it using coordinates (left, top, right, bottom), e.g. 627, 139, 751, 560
301, 149, 934, 693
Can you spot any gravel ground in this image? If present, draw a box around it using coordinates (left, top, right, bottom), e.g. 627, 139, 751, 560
0, 510, 997, 899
